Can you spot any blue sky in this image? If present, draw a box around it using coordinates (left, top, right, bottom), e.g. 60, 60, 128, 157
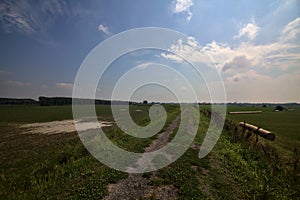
0, 0, 299, 103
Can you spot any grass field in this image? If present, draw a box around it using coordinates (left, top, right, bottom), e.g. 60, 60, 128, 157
148, 105, 299, 199
0, 104, 299, 199
225, 105, 300, 155
0, 104, 180, 198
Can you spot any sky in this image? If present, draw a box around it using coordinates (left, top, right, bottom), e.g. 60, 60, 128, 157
0, 0, 299, 103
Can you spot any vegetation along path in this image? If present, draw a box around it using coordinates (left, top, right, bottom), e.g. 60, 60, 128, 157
104, 112, 182, 199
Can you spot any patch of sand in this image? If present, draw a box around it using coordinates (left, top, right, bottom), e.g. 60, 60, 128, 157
20, 120, 112, 135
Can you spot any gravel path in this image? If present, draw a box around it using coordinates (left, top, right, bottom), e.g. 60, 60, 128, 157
104, 113, 182, 200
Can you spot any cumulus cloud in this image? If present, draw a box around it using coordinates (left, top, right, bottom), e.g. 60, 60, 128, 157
235, 23, 260, 41
172, 0, 193, 21
161, 53, 183, 62
56, 82, 73, 90
227, 70, 271, 83
98, 24, 111, 35
161, 18, 300, 102
222, 56, 253, 73
162, 18, 300, 72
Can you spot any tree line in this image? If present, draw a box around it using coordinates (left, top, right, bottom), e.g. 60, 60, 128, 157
0, 97, 133, 106
0, 98, 38, 105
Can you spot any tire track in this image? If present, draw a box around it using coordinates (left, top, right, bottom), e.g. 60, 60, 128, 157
104, 113, 182, 200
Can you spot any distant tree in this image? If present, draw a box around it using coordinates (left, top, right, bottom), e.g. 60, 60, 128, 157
38, 96, 48, 106
262, 104, 267, 107
0, 98, 37, 105
274, 105, 284, 111
143, 100, 148, 104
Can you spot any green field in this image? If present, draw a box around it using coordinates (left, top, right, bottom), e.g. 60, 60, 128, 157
0, 104, 299, 199
225, 105, 300, 155
0, 104, 180, 198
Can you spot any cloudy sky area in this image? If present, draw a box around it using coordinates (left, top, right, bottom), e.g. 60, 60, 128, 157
0, 0, 299, 103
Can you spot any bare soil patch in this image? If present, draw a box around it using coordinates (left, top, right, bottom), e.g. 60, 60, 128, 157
20, 120, 112, 135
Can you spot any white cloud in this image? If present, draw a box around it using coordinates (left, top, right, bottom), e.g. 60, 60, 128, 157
98, 24, 111, 35
186, 13, 192, 21
0, 70, 10, 75
225, 70, 300, 102
0, 1, 35, 34
162, 18, 300, 72
222, 56, 254, 73
173, 0, 193, 13
41, 84, 48, 89
6, 80, 31, 87
235, 23, 260, 41
180, 86, 188, 92
0, 0, 89, 35
56, 82, 73, 90
172, 0, 193, 21
227, 69, 272, 83
280, 17, 300, 43
161, 53, 183, 62
161, 18, 300, 102
135, 62, 153, 70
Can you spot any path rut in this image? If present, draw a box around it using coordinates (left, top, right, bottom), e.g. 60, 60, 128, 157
104, 113, 182, 200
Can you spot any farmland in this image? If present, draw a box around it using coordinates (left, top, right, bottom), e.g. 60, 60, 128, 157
225, 105, 300, 156
0, 104, 299, 199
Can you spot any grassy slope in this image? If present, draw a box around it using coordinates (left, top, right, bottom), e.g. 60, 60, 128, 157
199, 104, 300, 156
152, 108, 299, 199
225, 105, 300, 155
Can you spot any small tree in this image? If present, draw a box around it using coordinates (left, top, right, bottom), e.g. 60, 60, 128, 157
274, 105, 284, 111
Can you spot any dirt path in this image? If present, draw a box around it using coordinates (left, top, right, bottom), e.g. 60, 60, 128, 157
104, 113, 182, 200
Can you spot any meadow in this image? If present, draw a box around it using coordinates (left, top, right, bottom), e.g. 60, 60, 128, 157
0, 104, 299, 199
225, 105, 300, 156
0, 104, 180, 198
